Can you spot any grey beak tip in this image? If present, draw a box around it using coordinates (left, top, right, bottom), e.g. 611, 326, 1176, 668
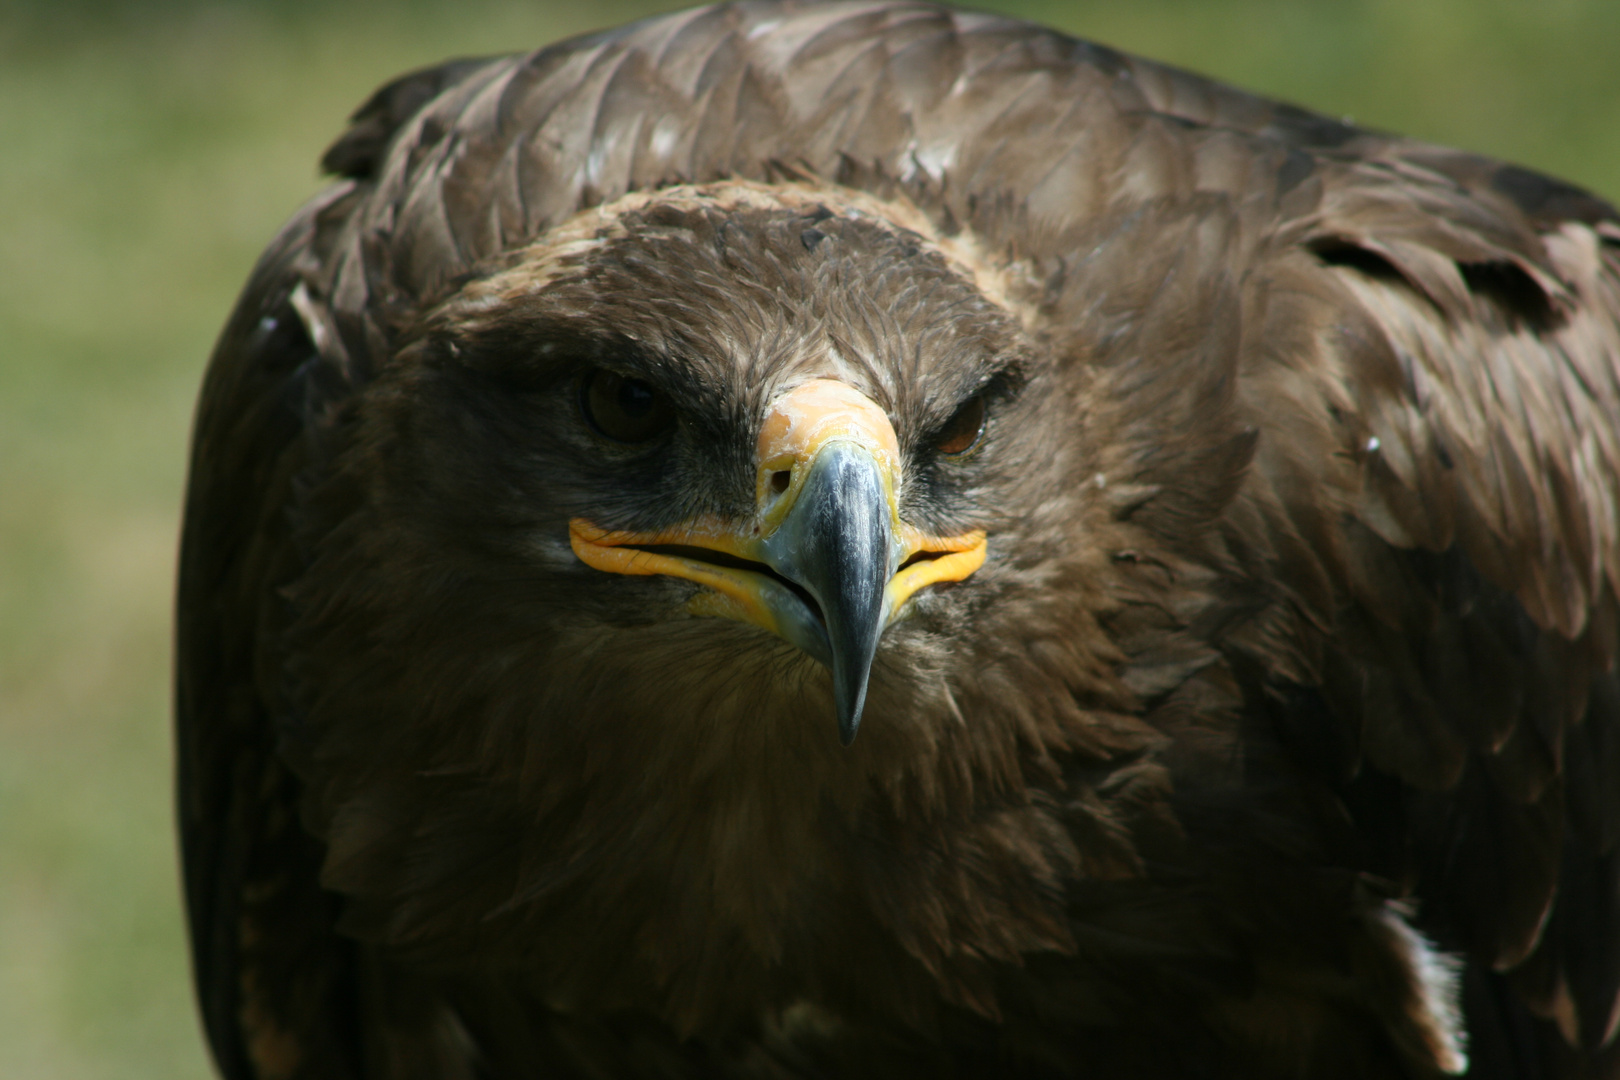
834, 662, 871, 747
838, 706, 863, 747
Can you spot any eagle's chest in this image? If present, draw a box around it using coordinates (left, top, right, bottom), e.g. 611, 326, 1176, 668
493, 762, 1089, 1046
502, 770, 880, 1030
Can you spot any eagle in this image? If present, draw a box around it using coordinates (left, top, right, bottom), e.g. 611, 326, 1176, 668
176, 3, 1620, 1077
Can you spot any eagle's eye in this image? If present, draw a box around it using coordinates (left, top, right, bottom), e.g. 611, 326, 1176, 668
935, 394, 987, 456
581, 370, 676, 443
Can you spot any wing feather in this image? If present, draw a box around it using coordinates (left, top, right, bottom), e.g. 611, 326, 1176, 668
1231, 121, 1620, 1066
178, 186, 365, 1078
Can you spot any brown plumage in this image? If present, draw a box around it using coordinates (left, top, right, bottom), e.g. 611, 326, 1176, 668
175, 3, 1620, 1077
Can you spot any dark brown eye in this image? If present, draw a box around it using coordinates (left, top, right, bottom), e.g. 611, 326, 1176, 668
935, 394, 986, 456
581, 370, 675, 443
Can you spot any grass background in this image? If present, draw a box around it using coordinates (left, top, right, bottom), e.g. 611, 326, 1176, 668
0, 0, 1615, 1076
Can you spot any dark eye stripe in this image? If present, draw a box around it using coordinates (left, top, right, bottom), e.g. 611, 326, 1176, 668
581, 370, 676, 443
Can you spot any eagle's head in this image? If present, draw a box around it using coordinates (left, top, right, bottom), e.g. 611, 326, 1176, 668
281, 178, 1177, 1023
449, 181, 1020, 749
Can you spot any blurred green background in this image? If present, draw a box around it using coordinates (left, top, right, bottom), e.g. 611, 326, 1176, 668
0, 0, 1615, 1076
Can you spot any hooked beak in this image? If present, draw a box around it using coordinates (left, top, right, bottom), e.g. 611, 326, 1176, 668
570, 379, 986, 744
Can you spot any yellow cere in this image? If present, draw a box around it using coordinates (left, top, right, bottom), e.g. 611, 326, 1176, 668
754, 379, 903, 534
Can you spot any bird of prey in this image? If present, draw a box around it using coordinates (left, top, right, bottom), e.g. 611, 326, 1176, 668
175, 2, 1620, 1077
